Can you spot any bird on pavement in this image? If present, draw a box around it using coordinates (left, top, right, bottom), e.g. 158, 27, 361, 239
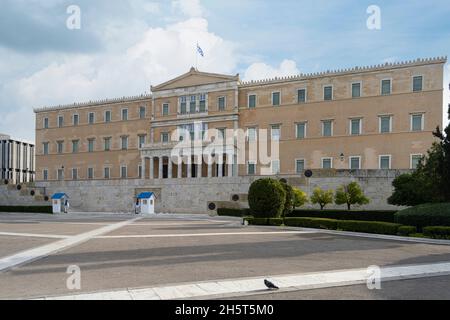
264, 279, 279, 290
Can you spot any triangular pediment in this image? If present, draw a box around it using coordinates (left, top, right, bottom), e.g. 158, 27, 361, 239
151, 67, 239, 92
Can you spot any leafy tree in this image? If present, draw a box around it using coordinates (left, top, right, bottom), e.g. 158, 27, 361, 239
248, 178, 286, 218
335, 182, 370, 210
293, 188, 309, 209
280, 181, 294, 218
310, 187, 334, 210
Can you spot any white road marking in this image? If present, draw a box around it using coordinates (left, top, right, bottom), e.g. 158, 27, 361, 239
0, 232, 68, 239
38, 261, 450, 300
96, 231, 318, 239
0, 218, 141, 273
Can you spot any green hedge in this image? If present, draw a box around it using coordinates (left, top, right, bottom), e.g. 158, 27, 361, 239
248, 179, 286, 218
423, 226, 450, 240
289, 209, 396, 222
0, 206, 52, 214
395, 203, 450, 230
217, 208, 251, 217
284, 217, 338, 230
398, 226, 418, 237
336, 220, 401, 235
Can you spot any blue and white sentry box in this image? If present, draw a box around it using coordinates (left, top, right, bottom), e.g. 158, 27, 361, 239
137, 192, 155, 215
51, 193, 69, 214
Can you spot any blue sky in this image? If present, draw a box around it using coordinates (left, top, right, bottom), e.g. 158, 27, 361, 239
0, 0, 449, 141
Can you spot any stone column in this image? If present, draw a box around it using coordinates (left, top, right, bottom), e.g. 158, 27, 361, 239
227, 156, 233, 177
178, 157, 183, 179
207, 162, 213, 178
141, 157, 146, 179
149, 157, 154, 180
159, 156, 164, 179
187, 157, 192, 178
218, 156, 224, 178
168, 157, 173, 179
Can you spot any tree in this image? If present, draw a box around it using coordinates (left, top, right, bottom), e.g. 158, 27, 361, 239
293, 188, 309, 209
280, 181, 294, 218
248, 178, 286, 218
335, 182, 370, 210
310, 187, 334, 210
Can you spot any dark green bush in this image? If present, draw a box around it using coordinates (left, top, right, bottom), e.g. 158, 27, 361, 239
248, 218, 269, 226
280, 182, 294, 217
397, 226, 417, 237
284, 217, 338, 230
423, 226, 450, 239
336, 220, 401, 235
0, 206, 52, 214
217, 208, 250, 217
395, 203, 450, 230
248, 178, 286, 218
288, 209, 396, 222
268, 218, 284, 226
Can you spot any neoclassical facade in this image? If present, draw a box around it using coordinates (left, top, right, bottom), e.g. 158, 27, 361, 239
34, 57, 447, 182
0, 133, 35, 184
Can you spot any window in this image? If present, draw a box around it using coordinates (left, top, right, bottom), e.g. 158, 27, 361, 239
379, 116, 392, 133
57, 169, 64, 181
180, 96, 187, 114
324, 86, 333, 101
104, 167, 111, 179
58, 116, 64, 128
411, 154, 423, 169
322, 158, 333, 169
138, 135, 146, 148
272, 92, 281, 106
349, 156, 361, 170
247, 127, 257, 142
218, 97, 226, 111
88, 139, 95, 153
162, 104, 169, 116
72, 140, 79, 153
411, 114, 424, 131
413, 76, 423, 92
121, 166, 127, 179
87, 168, 94, 180
199, 94, 206, 112
43, 118, 49, 129
121, 136, 128, 150
104, 137, 111, 151
247, 161, 256, 175
57, 141, 64, 154
379, 155, 391, 169
296, 122, 306, 139
161, 133, 169, 143
248, 94, 256, 109
43, 169, 48, 181
73, 114, 79, 126
352, 82, 361, 98
322, 120, 333, 137
88, 112, 95, 124
381, 79, 391, 95
190, 95, 196, 113
139, 106, 146, 119
121, 109, 128, 121
271, 160, 280, 174
105, 111, 111, 123
350, 118, 362, 135
72, 168, 78, 180
297, 89, 306, 103
271, 125, 281, 141
296, 159, 305, 174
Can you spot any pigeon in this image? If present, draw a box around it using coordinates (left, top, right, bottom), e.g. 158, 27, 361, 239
264, 279, 279, 290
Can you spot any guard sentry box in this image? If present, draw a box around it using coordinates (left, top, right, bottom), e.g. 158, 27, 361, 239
51, 193, 69, 214
137, 192, 155, 215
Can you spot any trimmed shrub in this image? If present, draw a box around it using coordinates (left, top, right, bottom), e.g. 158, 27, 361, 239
280, 182, 294, 217
248, 178, 286, 218
395, 203, 450, 230
288, 209, 397, 222
0, 206, 53, 214
336, 220, 401, 235
248, 218, 269, 226
310, 188, 334, 210
268, 218, 284, 226
423, 226, 450, 239
335, 182, 370, 210
217, 208, 251, 217
284, 217, 338, 230
293, 188, 309, 209
398, 226, 417, 237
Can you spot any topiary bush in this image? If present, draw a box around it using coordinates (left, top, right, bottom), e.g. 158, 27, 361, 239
248, 178, 286, 218
423, 226, 450, 239
395, 203, 450, 231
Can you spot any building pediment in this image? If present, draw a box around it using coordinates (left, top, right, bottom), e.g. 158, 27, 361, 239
151, 67, 239, 92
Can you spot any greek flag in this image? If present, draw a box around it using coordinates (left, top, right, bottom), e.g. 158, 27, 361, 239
197, 44, 204, 57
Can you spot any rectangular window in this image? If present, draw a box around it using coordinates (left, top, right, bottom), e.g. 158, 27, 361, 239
162, 104, 169, 116
88, 112, 95, 124
349, 157, 361, 170
57, 169, 64, 181
190, 96, 196, 113
324, 86, 333, 101
180, 96, 187, 114
73, 114, 79, 126
296, 159, 305, 174
104, 137, 111, 151
272, 92, 281, 106
271, 125, 281, 141
380, 116, 392, 133
138, 135, 146, 148
248, 94, 256, 109
43, 169, 48, 181
350, 119, 361, 135
58, 116, 64, 128
218, 97, 226, 111
199, 94, 206, 112
352, 83, 361, 98
247, 161, 256, 175
379, 155, 391, 169
296, 122, 306, 139
247, 127, 257, 142
139, 106, 146, 119
105, 111, 111, 123
322, 120, 333, 137
72, 168, 78, 181
411, 154, 423, 169
43, 118, 49, 129
122, 109, 128, 121
121, 136, 128, 150
381, 79, 391, 95
413, 76, 423, 92
121, 166, 127, 179
87, 167, 94, 180
297, 89, 306, 103
88, 139, 95, 153
411, 114, 424, 131
57, 141, 64, 154
271, 160, 280, 174
161, 133, 169, 143
104, 167, 110, 179
72, 140, 79, 153
322, 158, 333, 169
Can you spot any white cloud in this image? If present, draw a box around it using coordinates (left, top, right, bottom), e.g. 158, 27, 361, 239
243, 59, 300, 81
172, 0, 203, 18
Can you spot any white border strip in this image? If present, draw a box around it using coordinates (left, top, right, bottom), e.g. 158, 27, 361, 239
97, 231, 317, 239
0, 232, 68, 239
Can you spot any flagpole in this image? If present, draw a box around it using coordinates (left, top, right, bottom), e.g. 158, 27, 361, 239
195, 43, 198, 70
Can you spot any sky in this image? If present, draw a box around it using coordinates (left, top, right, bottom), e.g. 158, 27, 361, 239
0, 0, 449, 142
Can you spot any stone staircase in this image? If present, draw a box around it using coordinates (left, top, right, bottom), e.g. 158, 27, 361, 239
0, 182, 50, 206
